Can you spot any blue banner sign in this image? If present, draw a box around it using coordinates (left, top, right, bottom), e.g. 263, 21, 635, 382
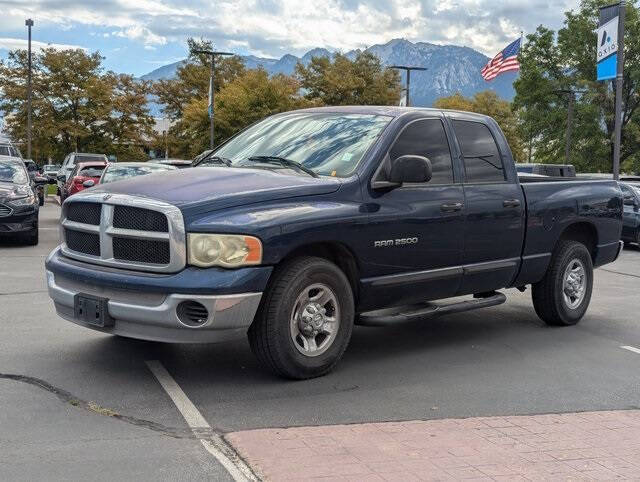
597, 6, 619, 81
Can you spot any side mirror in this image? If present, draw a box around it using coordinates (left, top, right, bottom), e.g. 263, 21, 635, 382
57, 174, 66, 182
83, 180, 95, 188
389, 155, 432, 184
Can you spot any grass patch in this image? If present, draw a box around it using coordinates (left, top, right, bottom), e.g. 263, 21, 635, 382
46, 184, 57, 195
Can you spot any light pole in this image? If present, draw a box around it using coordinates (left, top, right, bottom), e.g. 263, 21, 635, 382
25, 18, 34, 160
613, 0, 626, 181
389, 66, 427, 107
193, 49, 233, 149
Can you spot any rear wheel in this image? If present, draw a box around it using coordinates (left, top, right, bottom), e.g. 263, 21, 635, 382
248, 256, 354, 379
532, 240, 593, 326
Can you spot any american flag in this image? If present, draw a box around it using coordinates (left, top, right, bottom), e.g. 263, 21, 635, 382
481, 38, 521, 81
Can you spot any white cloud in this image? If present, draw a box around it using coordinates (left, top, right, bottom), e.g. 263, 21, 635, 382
0, 37, 86, 52
0, 0, 581, 59
115, 25, 166, 46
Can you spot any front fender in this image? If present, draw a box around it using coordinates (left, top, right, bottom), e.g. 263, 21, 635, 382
186, 198, 368, 265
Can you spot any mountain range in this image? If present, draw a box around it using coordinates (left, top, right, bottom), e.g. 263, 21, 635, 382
141, 38, 517, 116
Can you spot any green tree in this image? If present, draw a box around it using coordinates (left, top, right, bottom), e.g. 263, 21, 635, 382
296, 52, 402, 105
154, 37, 316, 158
434, 91, 525, 161
0, 48, 154, 162
154, 38, 246, 122
173, 69, 315, 157
513, 0, 640, 173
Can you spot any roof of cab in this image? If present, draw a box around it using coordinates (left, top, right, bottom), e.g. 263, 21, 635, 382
292, 105, 492, 122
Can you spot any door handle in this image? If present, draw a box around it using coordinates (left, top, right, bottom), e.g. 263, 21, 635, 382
440, 202, 464, 212
503, 199, 521, 208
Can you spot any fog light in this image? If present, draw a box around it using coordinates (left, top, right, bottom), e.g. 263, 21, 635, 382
176, 301, 209, 327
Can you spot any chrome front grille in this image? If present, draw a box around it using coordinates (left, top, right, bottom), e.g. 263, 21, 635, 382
113, 205, 168, 232
67, 202, 102, 225
61, 193, 186, 273
0, 204, 12, 217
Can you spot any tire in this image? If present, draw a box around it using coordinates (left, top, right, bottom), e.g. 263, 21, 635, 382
39, 194, 45, 206
23, 225, 38, 246
532, 240, 593, 326
248, 256, 355, 379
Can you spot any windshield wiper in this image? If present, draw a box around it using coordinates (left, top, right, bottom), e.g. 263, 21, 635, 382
200, 155, 232, 167
246, 156, 318, 178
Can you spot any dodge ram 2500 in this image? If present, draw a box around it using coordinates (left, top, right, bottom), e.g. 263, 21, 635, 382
46, 106, 624, 379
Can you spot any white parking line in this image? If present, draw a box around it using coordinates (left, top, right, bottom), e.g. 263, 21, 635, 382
145, 360, 256, 482
621, 345, 640, 355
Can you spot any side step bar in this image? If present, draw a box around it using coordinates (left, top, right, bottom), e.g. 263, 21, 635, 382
357, 291, 507, 327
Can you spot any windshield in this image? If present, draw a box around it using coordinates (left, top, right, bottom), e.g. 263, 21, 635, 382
101, 164, 176, 183
0, 161, 28, 184
0, 145, 20, 158
76, 155, 107, 163
205, 112, 391, 177
78, 166, 106, 177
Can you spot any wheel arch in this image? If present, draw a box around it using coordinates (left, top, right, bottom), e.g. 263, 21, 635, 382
557, 222, 598, 262
277, 242, 360, 304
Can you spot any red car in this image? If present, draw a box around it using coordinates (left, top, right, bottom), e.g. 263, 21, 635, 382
60, 161, 107, 201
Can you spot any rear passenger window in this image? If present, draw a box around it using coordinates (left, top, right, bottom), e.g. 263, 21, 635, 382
453, 120, 505, 183
389, 119, 453, 184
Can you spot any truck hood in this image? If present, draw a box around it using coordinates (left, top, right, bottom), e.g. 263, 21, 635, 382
90, 166, 342, 213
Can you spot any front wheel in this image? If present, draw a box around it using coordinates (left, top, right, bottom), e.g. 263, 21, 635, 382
248, 256, 354, 379
532, 240, 593, 326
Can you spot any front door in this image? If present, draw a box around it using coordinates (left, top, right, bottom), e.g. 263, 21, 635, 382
359, 117, 465, 310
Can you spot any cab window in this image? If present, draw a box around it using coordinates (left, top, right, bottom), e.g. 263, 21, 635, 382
386, 119, 454, 184
453, 120, 505, 183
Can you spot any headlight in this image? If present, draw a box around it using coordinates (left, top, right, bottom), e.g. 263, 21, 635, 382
9, 193, 36, 206
188, 233, 262, 268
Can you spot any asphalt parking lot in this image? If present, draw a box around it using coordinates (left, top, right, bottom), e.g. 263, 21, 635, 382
1, 201, 640, 480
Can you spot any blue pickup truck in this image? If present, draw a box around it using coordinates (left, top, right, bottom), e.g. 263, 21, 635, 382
46, 106, 623, 379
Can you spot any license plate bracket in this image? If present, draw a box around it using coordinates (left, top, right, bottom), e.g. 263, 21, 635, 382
74, 294, 113, 327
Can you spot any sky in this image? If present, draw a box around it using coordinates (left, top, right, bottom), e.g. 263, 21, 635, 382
0, 0, 580, 77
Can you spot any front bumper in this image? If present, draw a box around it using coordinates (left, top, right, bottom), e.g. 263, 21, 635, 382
0, 209, 38, 233
46, 247, 272, 343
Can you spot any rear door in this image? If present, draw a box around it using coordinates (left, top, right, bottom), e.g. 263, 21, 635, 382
449, 118, 525, 295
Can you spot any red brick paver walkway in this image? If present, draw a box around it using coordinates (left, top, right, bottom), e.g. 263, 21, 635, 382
227, 410, 640, 481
